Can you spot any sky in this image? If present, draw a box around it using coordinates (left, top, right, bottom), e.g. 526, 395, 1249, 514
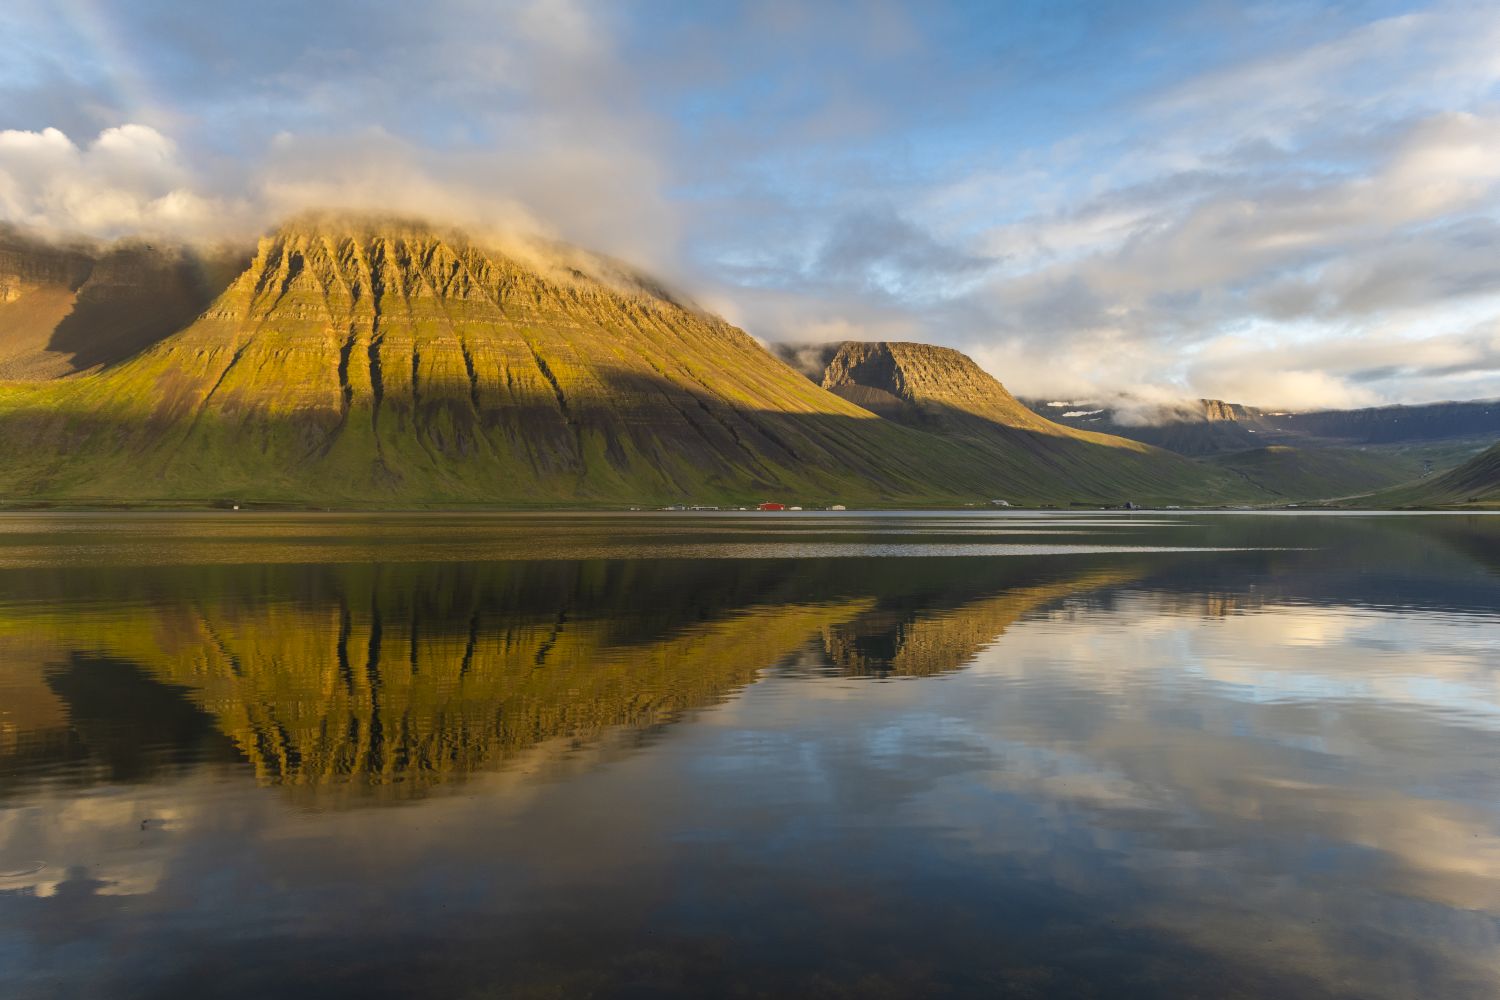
2, 0, 1500, 408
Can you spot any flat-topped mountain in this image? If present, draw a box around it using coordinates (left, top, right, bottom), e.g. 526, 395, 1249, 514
820, 341, 1140, 441
0, 217, 1258, 506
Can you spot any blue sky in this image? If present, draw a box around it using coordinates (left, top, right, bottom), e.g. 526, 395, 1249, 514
3, 0, 1499, 407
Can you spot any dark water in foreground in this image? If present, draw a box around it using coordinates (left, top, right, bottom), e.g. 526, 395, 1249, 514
1, 511, 1498, 999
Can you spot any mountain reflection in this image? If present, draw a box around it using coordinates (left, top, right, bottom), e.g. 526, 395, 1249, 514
0, 554, 1145, 800
3, 514, 1500, 999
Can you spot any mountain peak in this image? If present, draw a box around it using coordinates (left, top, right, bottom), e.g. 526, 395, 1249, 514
250, 212, 692, 313
807, 340, 1066, 437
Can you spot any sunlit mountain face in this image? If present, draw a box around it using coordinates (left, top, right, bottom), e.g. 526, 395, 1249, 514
2, 512, 1498, 998
0, 217, 1257, 508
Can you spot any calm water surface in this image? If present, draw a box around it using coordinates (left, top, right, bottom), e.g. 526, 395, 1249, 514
1, 511, 1498, 998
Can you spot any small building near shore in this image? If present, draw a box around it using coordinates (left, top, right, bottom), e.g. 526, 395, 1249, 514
758, 501, 786, 511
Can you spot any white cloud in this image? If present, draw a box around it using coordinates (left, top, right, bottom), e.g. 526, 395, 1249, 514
1191, 366, 1383, 411
0, 123, 251, 239
0, 1, 682, 268
1146, 6, 1500, 147
948, 102, 1500, 405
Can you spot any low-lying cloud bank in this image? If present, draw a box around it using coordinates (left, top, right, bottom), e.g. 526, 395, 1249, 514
0, 122, 674, 265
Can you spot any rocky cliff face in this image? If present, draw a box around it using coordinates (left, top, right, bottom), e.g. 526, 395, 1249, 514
0, 230, 93, 303
1201, 399, 1246, 422
821, 341, 1082, 436
0, 228, 245, 380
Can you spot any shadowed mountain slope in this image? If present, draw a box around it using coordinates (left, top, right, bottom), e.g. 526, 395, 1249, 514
0, 218, 1258, 506
1372, 441, 1500, 507
1270, 400, 1500, 445
1204, 445, 1425, 502
0, 226, 245, 380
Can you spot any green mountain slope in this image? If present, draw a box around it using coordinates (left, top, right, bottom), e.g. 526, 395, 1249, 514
0, 217, 1259, 507
1371, 441, 1500, 507
1204, 445, 1425, 502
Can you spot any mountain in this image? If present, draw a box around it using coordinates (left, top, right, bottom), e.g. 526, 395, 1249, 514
1372, 441, 1500, 507
1025, 396, 1277, 455
1205, 445, 1425, 502
1028, 394, 1500, 456
1270, 400, 1500, 445
0, 216, 1258, 508
0, 226, 245, 380
1034, 397, 1275, 456
820, 340, 1096, 435
1027, 392, 1500, 501
778, 340, 1251, 503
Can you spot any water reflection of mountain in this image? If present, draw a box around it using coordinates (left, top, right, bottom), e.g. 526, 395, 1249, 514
818, 568, 1138, 677
0, 556, 1145, 801
5, 513, 1498, 802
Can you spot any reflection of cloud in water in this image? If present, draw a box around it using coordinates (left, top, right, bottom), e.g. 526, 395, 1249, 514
695, 585, 1500, 995
0, 787, 190, 899
941, 594, 1500, 983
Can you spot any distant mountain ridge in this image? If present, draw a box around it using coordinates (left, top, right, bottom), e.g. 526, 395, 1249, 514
1027, 394, 1500, 454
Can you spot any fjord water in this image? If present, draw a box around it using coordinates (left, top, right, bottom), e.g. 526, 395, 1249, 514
1, 513, 1497, 999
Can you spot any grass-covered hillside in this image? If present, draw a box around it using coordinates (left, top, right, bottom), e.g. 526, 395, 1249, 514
1370, 441, 1500, 507
1204, 445, 1427, 502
